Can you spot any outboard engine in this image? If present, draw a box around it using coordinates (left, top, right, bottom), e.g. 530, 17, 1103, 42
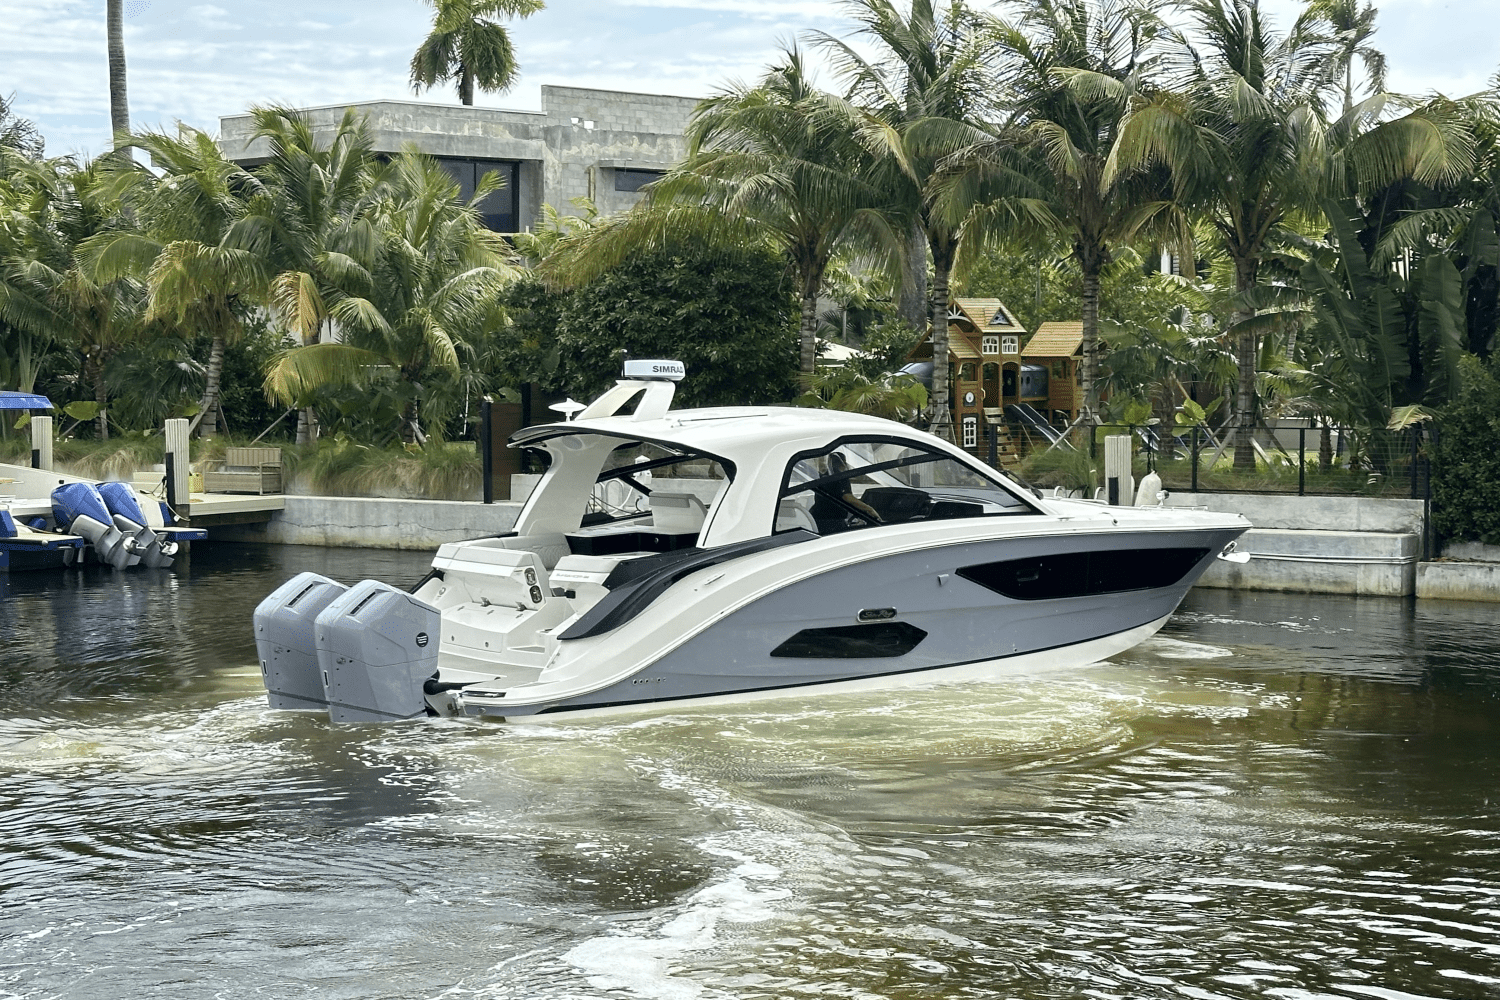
97, 482, 178, 568
51, 483, 138, 570
314, 580, 440, 723
253, 572, 349, 711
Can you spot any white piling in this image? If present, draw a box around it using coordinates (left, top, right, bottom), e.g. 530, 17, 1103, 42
165, 418, 190, 510
30, 415, 53, 470
1103, 434, 1133, 506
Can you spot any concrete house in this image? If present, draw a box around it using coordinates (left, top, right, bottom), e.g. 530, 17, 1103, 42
219, 85, 701, 234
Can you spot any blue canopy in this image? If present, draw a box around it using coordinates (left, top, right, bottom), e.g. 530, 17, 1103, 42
0, 391, 53, 410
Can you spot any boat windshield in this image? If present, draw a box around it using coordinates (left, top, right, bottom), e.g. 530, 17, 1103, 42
775, 438, 1036, 536
586, 439, 730, 526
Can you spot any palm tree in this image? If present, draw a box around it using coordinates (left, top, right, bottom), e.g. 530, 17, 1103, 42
83, 128, 269, 437
0, 156, 146, 439
264, 151, 518, 444
1295, 0, 1385, 114
950, 0, 1182, 425
1111, 0, 1469, 467
232, 105, 391, 444
106, 0, 129, 154
813, 0, 997, 438
410, 0, 545, 106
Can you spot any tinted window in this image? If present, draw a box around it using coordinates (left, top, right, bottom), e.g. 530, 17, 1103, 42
436, 157, 520, 232
770, 622, 928, 659
957, 547, 1209, 601
614, 168, 664, 193
775, 438, 1035, 536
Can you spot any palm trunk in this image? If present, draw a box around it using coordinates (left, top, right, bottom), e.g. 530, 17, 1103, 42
295, 407, 319, 446
798, 284, 819, 376
1080, 266, 1101, 422
898, 220, 928, 334
106, 0, 129, 153
196, 334, 225, 438
90, 354, 109, 441
460, 63, 475, 106
1319, 419, 1334, 470
927, 241, 955, 441
1232, 256, 1258, 470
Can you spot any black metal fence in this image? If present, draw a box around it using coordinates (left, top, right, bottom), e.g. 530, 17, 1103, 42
1079, 421, 1433, 500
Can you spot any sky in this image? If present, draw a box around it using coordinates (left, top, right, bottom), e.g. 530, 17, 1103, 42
1, 0, 1497, 160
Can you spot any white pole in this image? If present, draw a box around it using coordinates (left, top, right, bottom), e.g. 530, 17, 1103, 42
1103, 434, 1133, 506
165, 418, 190, 509
30, 415, 53, 470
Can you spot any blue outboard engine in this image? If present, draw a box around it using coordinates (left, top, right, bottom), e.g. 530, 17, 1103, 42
253, 572, 350, 711
314, 580, 441, 723
51, 483, 137, 569
97, 481, 178, 568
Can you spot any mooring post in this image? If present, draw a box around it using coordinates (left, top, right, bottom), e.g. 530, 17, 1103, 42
165, 418, 189, 515
480, 396, 494, 505
30, 415, 52, 471
1104, 434, 1132, 506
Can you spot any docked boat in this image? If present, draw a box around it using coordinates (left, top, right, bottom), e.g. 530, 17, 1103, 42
253, 362, 1250, 723
1, 391, 205, 572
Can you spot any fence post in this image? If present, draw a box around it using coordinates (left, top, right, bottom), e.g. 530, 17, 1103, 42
1298, 427, 1306, 496
1191, 425, 1199, 493
1424, 425, 1435, 560
988, 423, 998, 469
1409, 427, 1419, 500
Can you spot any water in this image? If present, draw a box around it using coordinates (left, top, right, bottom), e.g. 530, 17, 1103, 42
1, 545, 1497, 1000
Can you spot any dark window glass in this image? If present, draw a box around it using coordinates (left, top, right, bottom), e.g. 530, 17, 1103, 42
436, 157, 520, 232
957, 547, 1210, 601
770, 622, 928, 659
614, 168, 664, 193
775, 438, 1035, 536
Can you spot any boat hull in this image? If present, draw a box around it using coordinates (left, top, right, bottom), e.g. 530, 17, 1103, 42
461, 523, 1244, 720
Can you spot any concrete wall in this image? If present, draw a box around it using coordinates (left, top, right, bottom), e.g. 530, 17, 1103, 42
1164, 492, 1425, 534
1164, 492, 1424, 597
1417, 560, 1500, 601
208, 496, 522, 550
219, 85, 698, 231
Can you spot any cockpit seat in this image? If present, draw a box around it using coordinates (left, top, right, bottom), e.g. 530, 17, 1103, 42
431, 543, 553, 610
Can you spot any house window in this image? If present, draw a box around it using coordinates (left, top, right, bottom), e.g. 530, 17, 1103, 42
435, 157, 520, 233
962, 416, 978, 449
1001, 335, 1020, 355
613, 168, 665, 192
981, 335, 1000, 355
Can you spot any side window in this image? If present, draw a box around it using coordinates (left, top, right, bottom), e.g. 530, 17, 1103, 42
590, 441, 728, 524
774, 439, 1036, 536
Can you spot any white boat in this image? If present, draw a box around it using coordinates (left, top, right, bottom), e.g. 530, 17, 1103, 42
254, 362, 1250, 722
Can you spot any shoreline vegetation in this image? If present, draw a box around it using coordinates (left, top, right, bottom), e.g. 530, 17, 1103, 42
1, 0, 1498, 542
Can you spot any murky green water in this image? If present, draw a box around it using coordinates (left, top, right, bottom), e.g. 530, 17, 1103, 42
1, 544, 1497, 1000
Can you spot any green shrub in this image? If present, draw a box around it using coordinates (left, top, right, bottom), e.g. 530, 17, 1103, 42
1431, 355, 1500, 544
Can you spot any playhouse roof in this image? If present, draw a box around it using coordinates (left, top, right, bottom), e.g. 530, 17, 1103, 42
1021, 322, 1085, 358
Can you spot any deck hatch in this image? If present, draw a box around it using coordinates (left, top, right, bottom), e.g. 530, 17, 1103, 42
957, 547, 1210, 601
771, 622, 928, 659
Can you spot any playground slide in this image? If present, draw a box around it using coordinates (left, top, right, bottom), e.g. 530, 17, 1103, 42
1004, 403, 1065, 446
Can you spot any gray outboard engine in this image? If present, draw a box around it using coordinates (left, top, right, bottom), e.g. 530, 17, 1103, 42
314, 580, 440, 723
97, 482, 178, 568
51, 483, 138, 570
253, 572, 349, 711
